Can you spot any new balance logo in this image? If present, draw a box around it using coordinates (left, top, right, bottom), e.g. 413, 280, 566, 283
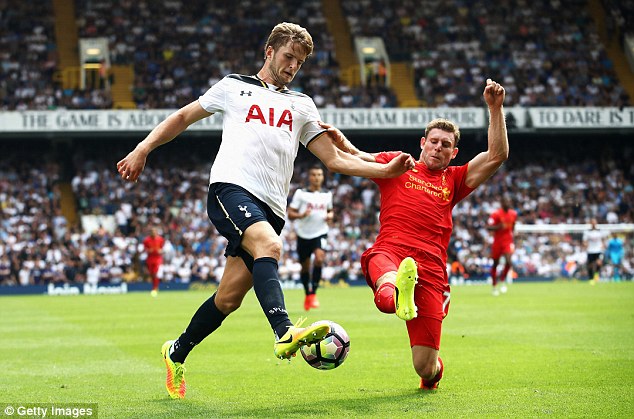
240, 91, 252, 96
238, 205, 252, 218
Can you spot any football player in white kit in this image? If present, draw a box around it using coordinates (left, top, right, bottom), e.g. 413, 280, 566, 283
117, 22, 415, 399
288, 165, 333, 311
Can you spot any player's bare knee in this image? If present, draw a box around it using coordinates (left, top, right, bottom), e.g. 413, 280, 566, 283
262, 239, 283, 260
250, 237, 282, 260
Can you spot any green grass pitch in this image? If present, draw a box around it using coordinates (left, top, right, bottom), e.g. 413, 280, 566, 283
1, 281, 632, 418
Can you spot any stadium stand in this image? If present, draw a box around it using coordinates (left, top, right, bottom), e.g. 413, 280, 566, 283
341, 0, 632, 107
0, 1, 633, 288
2, 132, 631, 288
2, 0, 632, 110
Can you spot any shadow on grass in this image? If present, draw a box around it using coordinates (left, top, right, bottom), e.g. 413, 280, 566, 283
140, 388, 441, 418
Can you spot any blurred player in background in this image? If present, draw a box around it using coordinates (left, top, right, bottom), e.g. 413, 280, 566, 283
143, 227, 165, 297
288, 164, 333, 311
487, 198, 517, 296
605, 232, 624, 281
116, 22, 414, 399
321, 78, 508, 390
583, 218, 604, 283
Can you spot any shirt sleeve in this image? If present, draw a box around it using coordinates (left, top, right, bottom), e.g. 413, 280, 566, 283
374, 151, 402, 164
198, 77, 227, 113
289, 189, 303, 210
298, 98, 326, 147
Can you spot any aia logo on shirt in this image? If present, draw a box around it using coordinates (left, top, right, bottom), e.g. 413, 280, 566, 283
245, 104, 293, 131
307, 202, 327, 211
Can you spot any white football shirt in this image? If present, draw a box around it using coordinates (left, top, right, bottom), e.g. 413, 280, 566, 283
198, 74, 325, 219
583, 229, 605, 254
289, 188, 333, 239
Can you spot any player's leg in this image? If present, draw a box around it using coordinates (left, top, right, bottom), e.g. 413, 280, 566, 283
499, 251, 513, 293
148, 259, 161, 296
363, 251, 417, 320
310, 246, 326, 309
490, 243, 502, 295
242, 222, 329, 358
364, 252, 398, 314
412, 345, 443, 390
241, 220, 290, 332
407, 265, 448, 389
299, 255, 312, 311
407, 316, 444, 390
611, 255, 622, 281
161, 257, 252, 399
587, 253, 598, 282
490, 257, 499, 288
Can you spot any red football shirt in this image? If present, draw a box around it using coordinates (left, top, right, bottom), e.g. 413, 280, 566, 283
143, 235, 165, 259
488, 208, 517, 246
371, 152, 475, 264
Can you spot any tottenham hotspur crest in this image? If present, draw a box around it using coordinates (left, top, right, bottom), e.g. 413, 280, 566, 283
238, 205, 252, 218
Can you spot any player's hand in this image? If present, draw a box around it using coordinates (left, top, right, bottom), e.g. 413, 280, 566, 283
483, 78, 505, 109
303, 208, 312, 218
318, 121, 353, 153
116, 148, 147, 183
384, 152, 415, 177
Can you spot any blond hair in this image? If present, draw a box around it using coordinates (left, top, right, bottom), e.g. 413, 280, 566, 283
265, 22, 314, 58
425, 118, 461, 146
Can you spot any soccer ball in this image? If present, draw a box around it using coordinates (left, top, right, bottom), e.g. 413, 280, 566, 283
300, 321, 350, 370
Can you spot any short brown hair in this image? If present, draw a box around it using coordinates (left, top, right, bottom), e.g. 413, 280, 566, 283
425, 118, 461, 146
265, 22, 314, 58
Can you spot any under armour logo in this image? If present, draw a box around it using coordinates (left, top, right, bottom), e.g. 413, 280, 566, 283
238, 205, 252, 218
240, 91, 252, 96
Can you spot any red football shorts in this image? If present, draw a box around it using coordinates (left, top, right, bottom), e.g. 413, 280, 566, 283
491, 241, 515, 260
361, 244, 450, 349
146, 257, 162, 275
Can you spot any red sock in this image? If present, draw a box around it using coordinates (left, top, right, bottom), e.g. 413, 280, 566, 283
152, 277, 160, 291
374, 282, 396, 314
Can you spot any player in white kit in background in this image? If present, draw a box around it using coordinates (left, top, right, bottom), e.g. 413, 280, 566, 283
288, 165, 333, 311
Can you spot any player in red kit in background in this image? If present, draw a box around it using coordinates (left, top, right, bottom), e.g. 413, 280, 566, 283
487, 198, 517, 296
320, 78, 509, 391
143, 227, 165, 297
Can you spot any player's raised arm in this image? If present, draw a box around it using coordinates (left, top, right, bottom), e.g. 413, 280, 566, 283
464, 78, 509, 188
116, 101, 211, 182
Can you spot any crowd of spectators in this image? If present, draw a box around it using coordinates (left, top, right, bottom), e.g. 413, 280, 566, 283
0, 0, 114, 110
2, 0, 631, 110
602, 0, 634, 45
342, 0, 631, 108
1, 137, 633, 288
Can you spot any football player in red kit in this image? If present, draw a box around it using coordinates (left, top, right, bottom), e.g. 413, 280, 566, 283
320, 78, 509, 390
487, 198, 517, 296
143, 227, 165, 297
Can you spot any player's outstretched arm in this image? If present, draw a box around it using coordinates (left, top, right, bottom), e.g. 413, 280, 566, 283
318, 121, 376, 162
465, 78, 509, 188
308, 133, 414, 178
117, 101, 211, 182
